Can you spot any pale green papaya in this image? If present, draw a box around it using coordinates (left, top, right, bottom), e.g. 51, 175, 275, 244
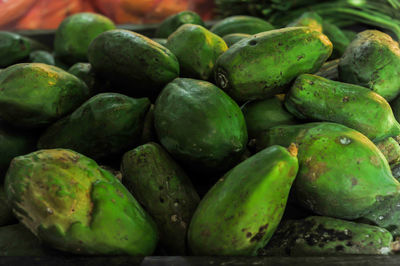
166, 24, 228, 80
188, 145, 299, 255
0, 63, 89, 128
255, 122, 400, 220
339, 30, 400, 101
154, 78, 248, 173
121, 142, 200, 255
214, 27, 332, 102
37, 93, 150, 160
260, 216, 394, 255
284, 74, 400, 141
5, 149, 158, 255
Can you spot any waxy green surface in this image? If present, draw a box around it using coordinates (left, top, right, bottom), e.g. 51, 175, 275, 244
284, 74, 400, 141
188, 145, 299, 256
210, 16, 274, 37
5, 149, 158, 255
155, 11, 205, 38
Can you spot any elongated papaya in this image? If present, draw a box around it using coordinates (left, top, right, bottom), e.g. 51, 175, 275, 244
284, 74, 400, 141
121, 142, 200, 255
214, 27, 332, 102
255, 122, 400, 220
188, 145, 299, 256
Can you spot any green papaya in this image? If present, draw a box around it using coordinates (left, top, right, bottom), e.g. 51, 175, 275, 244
152, 38, 167, 47
0, 121, 37, 176
54, 13, 116, 65
287, 12, 323, 32
154, 78, 248, 172
214, 27, 333, 102
68, 62, 110, 96
38, 93, 150, 161
0, 63, 89, 128
5, 149, 158, 255
166, 24, 227, 80
284, 74, 400, 141
88, 29, 179, 97
314, 59, 339, 80
241, 96, 298, 139
375, 137, 400, 166
121, 142, 200, 255
255, 122, 400, 220
322, 21, 350, 59
0, 31, 47, 68
140, 104, 156, 144
155, 11, 205, 38
339, 30, 400, 101
222, 33, 251, 47
0, 224, 61, 256
188, 144, 299, 256
260, 216, 394, 255
29, 50, 55, 65
210, 16, 274, 37
342, 30, 357, 42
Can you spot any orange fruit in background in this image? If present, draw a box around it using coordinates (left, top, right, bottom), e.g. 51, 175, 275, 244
120, 0, 157, 16
0, 0, 36, 28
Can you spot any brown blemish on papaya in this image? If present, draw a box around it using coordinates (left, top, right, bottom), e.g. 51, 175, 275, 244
250, 223, 269, 243
369, 156, 381, 167
201, 229, 211, 237
304, 160, 328, 182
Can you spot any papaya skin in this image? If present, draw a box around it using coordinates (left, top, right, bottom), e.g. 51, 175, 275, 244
29, 50, 55, 65
0, 63, 89, 128
375, 137, 400, 166
155, 11, 205, 38
166, 24, 228, 81
210, 16, 274, 37
37, 93, 150, 161
261, 216, 394, 256
154, 78, 248, 173
314, 59, 339, 80
121, 142, 200, 255
214, 27, 333, 102
188, 145, 299, 256
4, 149, 158, 255
222, 33, 251, 47
88, 29, 179, 96
284, 74, 400, 141
255, 122, 400, 220
287, 12, 323, 32
339, 30, 400, 101
54, 12, 116, 65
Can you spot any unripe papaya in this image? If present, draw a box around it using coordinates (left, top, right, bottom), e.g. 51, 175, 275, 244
222, 33, 251, 47
241, 96, 298, 139
5, 149, 158, 255
375, 137, 400, 166
214, 27, 333, 102
284, 74, 400, 141
68, 62, 111, 96
38, 93, 150, 160
166, 24, 227, 80
339, 30, 400, 101
155, 11, 205, 38
0, 63, 89, 128
210, 16, 274, 37
154, 78, 248, 173
255, 122, 400, 220
314, 59, 339, 80
260, 216, 394, 255
29, 50, 55, 65
121, 142, 200, 255
188, 145, 299, 256
322, 21, 350, 59
88, 29, 179, 97
287, 12, 323, 32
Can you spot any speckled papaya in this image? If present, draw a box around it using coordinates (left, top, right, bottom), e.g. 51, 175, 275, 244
210, 16, 274, 37
287, 12, 323, 32
222, 33, 251, 47
375, 137, 400, 166
37, 93, 150, 160
0, 63, 89, 128
188, 144, 299, 256
155, 11, 205, 38
0, 31, 48, 68
166, 24, 227, 80
88, 29, 179, 97
260, 216, 394, 255
154, 78, 248, 173
241, 96, 298, 139
54, 13, 116, 65
255, 122, 400, 220
5, 149, 158, 255
121, 142, 200, 255
214, 27, 332, 102
339, 30, 400, 101
284, 74, 400, 141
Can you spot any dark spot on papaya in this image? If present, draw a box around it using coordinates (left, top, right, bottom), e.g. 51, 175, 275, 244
369, 156, 381, 167
335, 245, 344, 251
250, 231, 265, 243
346, 241, 353, 247
249, 40, 257, 46
201, 229, 211, 237
351, 178, 358, 186
159, 197, 164, 203
342, 96, 349, 103
297, 55, 304, 61
246, 232, 252, 238
304, 160, 328, 182
225, 215, 234, 221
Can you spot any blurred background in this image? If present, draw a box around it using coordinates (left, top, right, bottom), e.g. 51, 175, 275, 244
0, 0, 214, 30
